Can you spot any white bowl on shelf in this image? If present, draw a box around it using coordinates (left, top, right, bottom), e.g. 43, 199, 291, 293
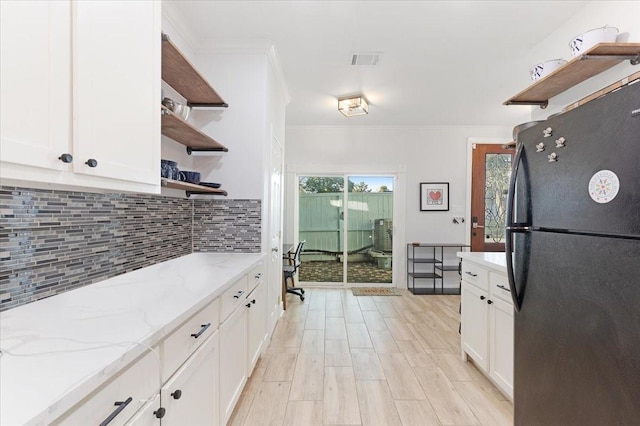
529, 59, 567, 81
569, 25, 619, 57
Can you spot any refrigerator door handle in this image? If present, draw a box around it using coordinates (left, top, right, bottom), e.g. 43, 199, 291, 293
505, 142, 528, 312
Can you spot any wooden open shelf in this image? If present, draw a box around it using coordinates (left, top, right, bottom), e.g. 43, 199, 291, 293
161, 34, 228, 107
504, 43, 640, 107
161, 106, 228, 151
161, 178, 227, 196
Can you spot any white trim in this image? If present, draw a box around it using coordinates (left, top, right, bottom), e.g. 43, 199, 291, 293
288, 163, 405, 174
465, 137, 513, 247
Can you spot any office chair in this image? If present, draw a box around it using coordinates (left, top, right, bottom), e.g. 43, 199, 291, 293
283, 240, 306, 301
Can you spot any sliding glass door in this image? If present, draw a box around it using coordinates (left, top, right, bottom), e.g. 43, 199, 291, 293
297, 175, 394, 286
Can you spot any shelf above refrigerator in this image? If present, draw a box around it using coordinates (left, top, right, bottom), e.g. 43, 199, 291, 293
504, 43, 640, 108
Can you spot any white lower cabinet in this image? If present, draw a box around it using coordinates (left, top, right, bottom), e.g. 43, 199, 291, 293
51, 350, 159, 426
461, 282, 489, 370
461, 260, 514, 399
489, 297, 514, 397
247, 279, 266, 375
219, 302, 248, 425
124, 398, 161, 426
161, 331, 219, 426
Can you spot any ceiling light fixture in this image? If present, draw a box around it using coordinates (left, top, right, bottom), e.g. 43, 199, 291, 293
338, 96, 369, 117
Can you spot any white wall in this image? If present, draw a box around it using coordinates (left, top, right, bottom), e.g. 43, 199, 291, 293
160, 6, 197, 195
523, 1, 640, 120
191, 51, 268, 201
285, 125, 512, 284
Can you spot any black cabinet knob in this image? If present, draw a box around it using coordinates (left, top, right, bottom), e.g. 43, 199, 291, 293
85, 158, 98, 167
246, 303, 252, 308
171, 389, 182, 400
487, 299, 493, 305
251, 299, 256, 304
480, 295, 486, 300
154, 407, 166, 419
58, 153, 73, 163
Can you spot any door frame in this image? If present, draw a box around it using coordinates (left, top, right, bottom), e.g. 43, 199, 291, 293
465, 138, 512, 248
268, 133, 284, 334
285, 164, 407, 288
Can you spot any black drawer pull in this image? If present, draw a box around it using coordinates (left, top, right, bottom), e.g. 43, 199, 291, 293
487, 299, 493, 305
465, 271, 478, 277
255, 273, 262, 278
233, 290, 245, 299
246, 303, 252, 308
480, 295, 486, 300
191, 323, 211, 339
251, 299, 256, 304
99, 397, 132, 426
496, 284, 511, 293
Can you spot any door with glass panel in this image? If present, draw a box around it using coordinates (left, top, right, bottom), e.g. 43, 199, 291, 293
470, 144, 513, 252
297, 175, 394, 285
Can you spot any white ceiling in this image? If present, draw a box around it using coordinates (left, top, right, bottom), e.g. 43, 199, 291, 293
170, 1, 589, 127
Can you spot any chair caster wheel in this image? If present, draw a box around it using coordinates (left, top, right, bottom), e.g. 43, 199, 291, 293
300, 289, 305, 294
300, 296, 305, 301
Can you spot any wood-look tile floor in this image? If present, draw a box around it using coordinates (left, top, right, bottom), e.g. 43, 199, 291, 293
229, 288, 513, 426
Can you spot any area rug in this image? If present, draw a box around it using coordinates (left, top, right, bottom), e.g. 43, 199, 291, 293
351, 287, 401, 296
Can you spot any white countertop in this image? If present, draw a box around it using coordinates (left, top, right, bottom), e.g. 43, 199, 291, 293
457, 251, 507, 272
0, 252, 264, 426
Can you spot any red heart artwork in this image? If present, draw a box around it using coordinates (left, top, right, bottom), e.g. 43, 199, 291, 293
429, 190, 442, 201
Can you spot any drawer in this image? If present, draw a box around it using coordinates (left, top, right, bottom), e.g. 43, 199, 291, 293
247, 262, 264, 293
490, 271, 513, 304
52, 350, 158, 426
161, 298, 220, 381
461, 261, 489, 291
220, 275, 248, 321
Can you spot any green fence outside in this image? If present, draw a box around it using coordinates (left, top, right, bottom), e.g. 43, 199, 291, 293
299, 192, 393, 261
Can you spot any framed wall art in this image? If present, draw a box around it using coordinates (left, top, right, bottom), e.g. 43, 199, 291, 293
420, 182, 449, 211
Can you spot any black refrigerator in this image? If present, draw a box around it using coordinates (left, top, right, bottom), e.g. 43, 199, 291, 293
505, 81, 640, 425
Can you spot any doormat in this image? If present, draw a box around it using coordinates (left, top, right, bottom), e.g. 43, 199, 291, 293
351, 287, 401, 296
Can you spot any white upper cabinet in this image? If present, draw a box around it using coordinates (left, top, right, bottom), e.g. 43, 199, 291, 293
72, 0, 160, 185
0, 0, 161, 193
0, 1, 72, 171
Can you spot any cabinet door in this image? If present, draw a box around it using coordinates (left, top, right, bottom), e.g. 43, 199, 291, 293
51, 350, 158, 426
124, 398, 160, 426
490, 297, 514, 399
72, 0, 160, 185
161, 331, 219, 426
0, 0, 71, 172
461, 281, 489, 371
219, 303, 248, 426
247, 280, 266, 375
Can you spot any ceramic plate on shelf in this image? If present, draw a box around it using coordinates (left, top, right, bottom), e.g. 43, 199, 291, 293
199, 182, 221, 188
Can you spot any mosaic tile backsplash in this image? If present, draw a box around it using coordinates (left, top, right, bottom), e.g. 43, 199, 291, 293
193, 199, 261, 253
0, 187, 261, 311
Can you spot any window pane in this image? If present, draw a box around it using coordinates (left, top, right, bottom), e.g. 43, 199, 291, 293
347, 176, 393, 284
484, 154, 511, 244
298, 176, 344, 283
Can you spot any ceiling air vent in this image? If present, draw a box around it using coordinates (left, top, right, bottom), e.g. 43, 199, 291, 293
351, 52, 382, 66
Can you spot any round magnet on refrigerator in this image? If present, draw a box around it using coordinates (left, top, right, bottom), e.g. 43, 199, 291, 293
588, 170, 620, 204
